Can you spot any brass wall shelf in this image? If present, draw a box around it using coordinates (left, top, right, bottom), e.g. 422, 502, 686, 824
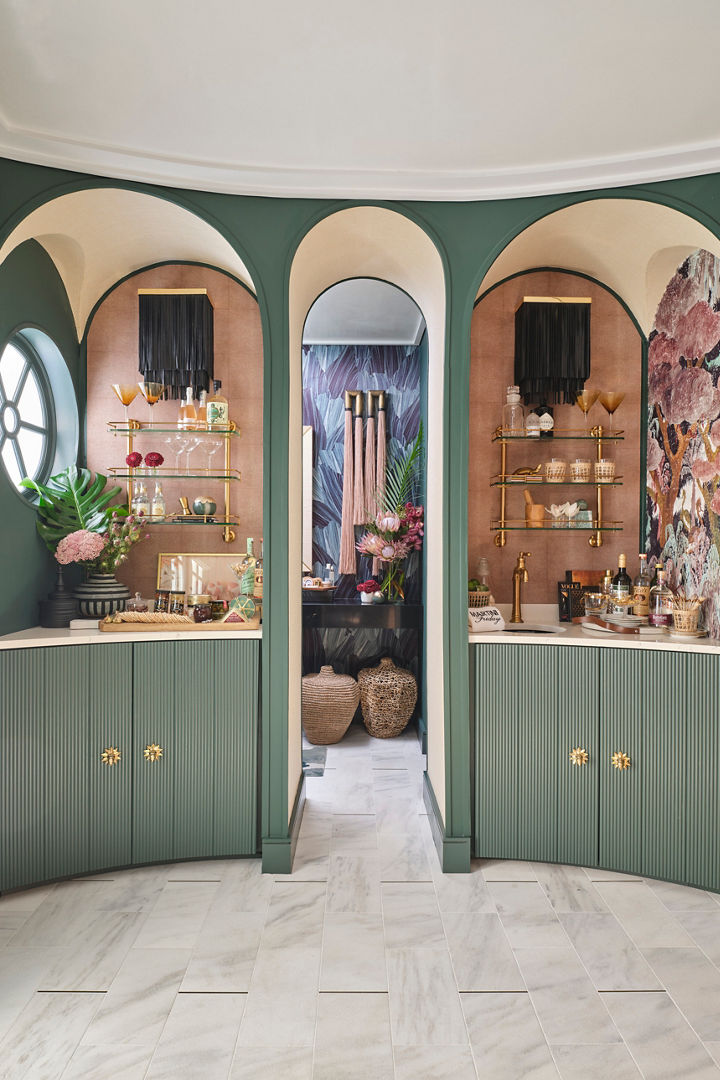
108, 421, 240, 437
492, 424, 623, 548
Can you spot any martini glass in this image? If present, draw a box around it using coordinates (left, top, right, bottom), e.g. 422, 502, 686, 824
137, 381, 164, 425
598, 391, 625, 436
575, 389, 599, 434
111, 383, 139, 425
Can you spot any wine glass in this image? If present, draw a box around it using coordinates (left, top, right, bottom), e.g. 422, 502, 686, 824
137, 381, 164, 425
184, 434, 201, 473
575, 389, 599, 434
165, 433, 188, 473
598, 391, 625, 436
111, 383, 139, 425
205, 437, 222, 475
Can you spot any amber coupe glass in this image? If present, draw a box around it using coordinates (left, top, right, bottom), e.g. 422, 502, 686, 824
137, 381, 165, 424
111, 383, 139, 424
598, 391, 625, 435
575, 389, 599, 433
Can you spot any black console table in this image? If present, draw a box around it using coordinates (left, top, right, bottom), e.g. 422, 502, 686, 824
302, 600, 423, 630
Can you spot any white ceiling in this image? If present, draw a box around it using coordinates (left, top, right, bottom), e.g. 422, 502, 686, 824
303, 279, 425, 344
0, 0, 718, 200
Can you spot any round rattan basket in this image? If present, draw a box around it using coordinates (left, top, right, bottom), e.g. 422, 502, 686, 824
357, 657, 417, 739
301, 665, 360, 745
468, 590, 491, 608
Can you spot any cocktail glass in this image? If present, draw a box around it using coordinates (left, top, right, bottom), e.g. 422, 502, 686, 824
111, 383, 139, 425
575, 389, 599, 434
137, 381, 164, 424
598, 391, 625, 436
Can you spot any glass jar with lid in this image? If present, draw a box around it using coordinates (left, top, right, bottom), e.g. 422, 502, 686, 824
187, 594, 212, 622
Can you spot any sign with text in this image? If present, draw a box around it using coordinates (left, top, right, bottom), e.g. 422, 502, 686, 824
468, 606, 506, 633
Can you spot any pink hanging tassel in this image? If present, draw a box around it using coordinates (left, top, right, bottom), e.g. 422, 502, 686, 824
353, 414, 365, 524
364, 414, 376, 521
373, 405, 387, 577
339, 406, 356, 575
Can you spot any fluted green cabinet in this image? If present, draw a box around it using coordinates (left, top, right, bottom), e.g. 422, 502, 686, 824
1, 638, 259, 893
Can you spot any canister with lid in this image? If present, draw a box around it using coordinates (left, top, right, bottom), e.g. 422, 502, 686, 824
187, 594, 212, 622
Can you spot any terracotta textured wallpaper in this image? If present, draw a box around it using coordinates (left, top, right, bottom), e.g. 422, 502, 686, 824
647, 249, 720, 638
86, 265, 263, 601
469, 271, 642, 607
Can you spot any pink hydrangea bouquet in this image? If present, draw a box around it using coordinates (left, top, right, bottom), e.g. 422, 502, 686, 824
54, 512, 148, 574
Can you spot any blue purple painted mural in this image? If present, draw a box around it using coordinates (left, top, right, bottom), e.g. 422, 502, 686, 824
647, 249, 720, 637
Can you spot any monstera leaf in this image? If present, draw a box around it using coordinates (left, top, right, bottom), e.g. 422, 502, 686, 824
21, 466, 123, 552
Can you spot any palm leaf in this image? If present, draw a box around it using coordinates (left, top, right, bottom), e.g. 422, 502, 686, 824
380, 423, 425, 515
21, 465, 123, 552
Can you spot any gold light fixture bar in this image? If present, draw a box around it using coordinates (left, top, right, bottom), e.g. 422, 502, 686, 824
517, 296, 591, 310
137, 287, 213, 305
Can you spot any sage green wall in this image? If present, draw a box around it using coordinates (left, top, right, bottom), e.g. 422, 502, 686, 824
0, 238, 80, 636
1, 157, 720, 866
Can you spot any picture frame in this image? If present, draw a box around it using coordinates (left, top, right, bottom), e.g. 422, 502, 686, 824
156, 552, 247, 602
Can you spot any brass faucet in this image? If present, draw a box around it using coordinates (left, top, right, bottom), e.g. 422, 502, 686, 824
511, 551, 531, 623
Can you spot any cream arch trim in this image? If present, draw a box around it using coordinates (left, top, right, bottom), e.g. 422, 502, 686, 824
0, 189, 254, 337
288, 207, 447, 823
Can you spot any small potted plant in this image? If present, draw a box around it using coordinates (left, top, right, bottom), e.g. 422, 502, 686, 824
356, 579, 383, 604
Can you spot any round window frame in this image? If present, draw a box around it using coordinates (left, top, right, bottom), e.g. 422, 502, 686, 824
0, 326, 78, 503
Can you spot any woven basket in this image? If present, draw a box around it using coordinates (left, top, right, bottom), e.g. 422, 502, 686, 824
301, 665, 360, 745
672, 606, 700, 633
468, 590, 491, 608
357, 657, 417, 739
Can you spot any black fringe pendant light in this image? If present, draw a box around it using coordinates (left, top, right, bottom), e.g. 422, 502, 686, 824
514, 297, 591, 405
138, 289, 214, 400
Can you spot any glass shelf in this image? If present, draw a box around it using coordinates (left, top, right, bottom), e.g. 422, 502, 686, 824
492, 429, 624, 443
491, 520, 623, 532
145, 514, 240, 526
107, 421, 240, 437
491, 477, 623, 487
108, 467, 241, 481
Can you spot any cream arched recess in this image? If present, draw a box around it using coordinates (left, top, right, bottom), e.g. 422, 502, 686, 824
0, 188, 255, 337
478, 199, 720, 331
289, 206, 447, 823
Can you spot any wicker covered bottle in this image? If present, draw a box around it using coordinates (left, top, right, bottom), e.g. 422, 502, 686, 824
301, 665, 360, 745
357, 656, 417, 738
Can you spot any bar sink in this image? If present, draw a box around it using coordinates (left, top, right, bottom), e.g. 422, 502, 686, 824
502, 623, 567, 634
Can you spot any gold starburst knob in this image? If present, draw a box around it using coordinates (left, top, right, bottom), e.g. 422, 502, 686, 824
569, 747, 589, 767
611, 751, 631, 770
144, 743, 163, 763
101, 746, 121, 766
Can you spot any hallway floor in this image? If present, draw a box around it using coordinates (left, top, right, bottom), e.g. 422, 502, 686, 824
2, 724, 720, 1078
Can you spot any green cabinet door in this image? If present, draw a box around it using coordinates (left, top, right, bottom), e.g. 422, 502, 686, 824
86, 643, 133, 871
556, 647, 599, 868
133, 640, 177, 864
474, 644, 558, 863
600, 649, 685, 882
685, 653, 720, 892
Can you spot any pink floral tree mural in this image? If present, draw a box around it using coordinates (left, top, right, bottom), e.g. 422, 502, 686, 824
647, 249, 720, 636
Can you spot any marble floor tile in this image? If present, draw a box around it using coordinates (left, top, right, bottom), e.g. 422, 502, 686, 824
532, 862, 608, 913
707, 1044, 720, 1069
236, 945, 320, 1047
646, 878, 720, 912
277, 836, 330, 881
180, 910, 265, 992
38, 910, 144, 991
313, 992, 394, 1080
8, 881, 117, 947
675, 910, 720, 968
0, 991, 103, 1080
393, 1045, 478, 1080
61, 1043, 156, 1080
514, 947, 621, 1045
329, 769, 376, 814
94, 866, 169, 912
0, 947, 67, 1041
643, 947, 720, 1041
325, 853, 382, 913
374, 795, 424, 835
373, 767, 423, 799
297, 808, 334, 842
145, 992, 245, 1079
0, 883, 55, 912
259, 881, 326, 950
461, 992, 560, 1079
229, 1046, 314, 1079
133, 881, 219, 950
209, 859, 275, 915
80, 947, 191, 1047
443, 912, 525, 991
386, 947, 467, 1045
480, 859, 538, 881
582, 866, 641, 882
603, 990, 720, 1079
487, 881, 569, 948
559, 912, 662, 991
330, 814, 378, 853
378, 831, 432, 881
431, 862, 495, 914
551, 1044, 642, 1079
594, 881, 695, 948
165, 860, 226, 881
381, 882, 445, 948
0, 910, 33, 935
320, 912, 387, 991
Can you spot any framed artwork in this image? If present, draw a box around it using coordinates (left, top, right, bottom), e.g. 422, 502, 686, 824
156, 552, 247, 602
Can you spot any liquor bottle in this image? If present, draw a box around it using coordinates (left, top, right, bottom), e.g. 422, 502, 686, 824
650, 560, 663, 588
254, 539, 264, 599
601, 568, 613, 597
196, 389, 208, 429
648, 568, 673, 627
207, 379, 229, 428
178, 386, 197, 430
609, 553, 632, 613
131, 481, 150, 518
150, 481, 166, 519
537, 404, 554, 438
632, 553, 651, 617
525, 408, 541, 437
501, 385, 524, 435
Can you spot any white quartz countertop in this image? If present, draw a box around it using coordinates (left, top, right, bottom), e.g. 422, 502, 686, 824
468, 605, 719, 654
0, 625, 262, 650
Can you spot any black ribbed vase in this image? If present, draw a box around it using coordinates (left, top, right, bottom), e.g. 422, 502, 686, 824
74, 572, 131, 618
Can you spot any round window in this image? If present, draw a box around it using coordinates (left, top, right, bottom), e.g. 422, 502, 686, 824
0, 337, 54, 489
